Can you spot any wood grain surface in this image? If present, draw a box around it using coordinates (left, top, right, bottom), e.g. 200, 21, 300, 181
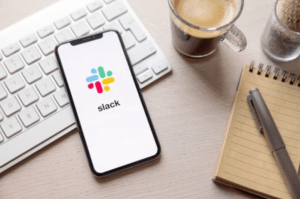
1, 0, 300, 198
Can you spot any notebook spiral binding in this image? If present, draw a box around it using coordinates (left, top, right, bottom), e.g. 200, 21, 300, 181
249, 60, 300, 86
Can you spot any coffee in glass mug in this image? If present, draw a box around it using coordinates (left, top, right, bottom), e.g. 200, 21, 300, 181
168, 0, 247, 58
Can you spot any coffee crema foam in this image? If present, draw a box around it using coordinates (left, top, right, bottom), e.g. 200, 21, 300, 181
276, 0, 300, 32
175, 0, 236, 28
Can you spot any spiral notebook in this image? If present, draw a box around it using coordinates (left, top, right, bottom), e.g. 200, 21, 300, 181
214, 62, 300, 199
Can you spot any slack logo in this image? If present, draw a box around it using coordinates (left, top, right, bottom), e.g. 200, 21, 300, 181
86, 66, 115, 94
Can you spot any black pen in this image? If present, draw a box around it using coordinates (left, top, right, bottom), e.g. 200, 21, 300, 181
248, 87, 300, 199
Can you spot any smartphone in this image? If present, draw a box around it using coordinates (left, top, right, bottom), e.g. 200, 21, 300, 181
55, 30, 160, 177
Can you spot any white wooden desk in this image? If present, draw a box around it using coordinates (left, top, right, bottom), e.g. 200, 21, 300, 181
1, 0, 300, 198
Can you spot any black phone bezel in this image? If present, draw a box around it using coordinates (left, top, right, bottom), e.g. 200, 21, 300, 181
54, 30, 161, 177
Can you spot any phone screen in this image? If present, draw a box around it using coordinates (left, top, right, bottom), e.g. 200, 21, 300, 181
56, 31, 159, 174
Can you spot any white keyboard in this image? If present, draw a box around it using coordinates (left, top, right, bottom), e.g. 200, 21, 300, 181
0, 0, 171, 174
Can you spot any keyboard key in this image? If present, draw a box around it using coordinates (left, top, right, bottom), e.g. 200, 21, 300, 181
104, 21, 123, 33
119, 14, 135, 30
152, 61, 168, 74
0, 64, 7, 80
130, 23, 146, 42
2, 43, 20, 57
20, 34, 38, 47
0, 106, 75, 167
4, 55, 25, 74
102, 1, 127, 21
0, 53, 2, 60
55, 29, 74, 43
4, 75, 25, 94
133, 63, 148, 76
0, 112, 3, 121
18, 107, 40, 127
1, 117, 22, 138
37, 25, 55, 38
1, 97, 22, 117
87, 12, 106, 30
21, 46, 42, 64
103, 0, 116, 4
36, 77, 56, 97
38, 37, 56, 55
54, 90, 69, 107
52, 71, 64, 87
54, 16, 71, 30
119, 14, 146, 42
0, 133, 3, 143
18, 87, 39, 107
0, 84, 8, 100
137, 70, 153, 84
71, 8, 87, 21
36, 97, 57, 117
87, 0, 103, 12
22, 65, 42, 84
71, 21, 90, 37
122, 32, 135, 49
127, 41, 156, 65
39, 56, 58, 75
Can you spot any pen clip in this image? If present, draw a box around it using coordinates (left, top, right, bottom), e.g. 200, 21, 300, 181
247, 95, 263, 133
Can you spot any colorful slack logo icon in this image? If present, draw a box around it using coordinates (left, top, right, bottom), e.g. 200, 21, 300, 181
86, 66, 115, 94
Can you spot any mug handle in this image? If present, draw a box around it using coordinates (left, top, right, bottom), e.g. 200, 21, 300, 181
220, 25, 247, 52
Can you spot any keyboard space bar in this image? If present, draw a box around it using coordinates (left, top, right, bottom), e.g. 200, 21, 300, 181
0, 106, 75, 167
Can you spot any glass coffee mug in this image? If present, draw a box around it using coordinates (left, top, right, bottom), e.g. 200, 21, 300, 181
168, 0, 247, 58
